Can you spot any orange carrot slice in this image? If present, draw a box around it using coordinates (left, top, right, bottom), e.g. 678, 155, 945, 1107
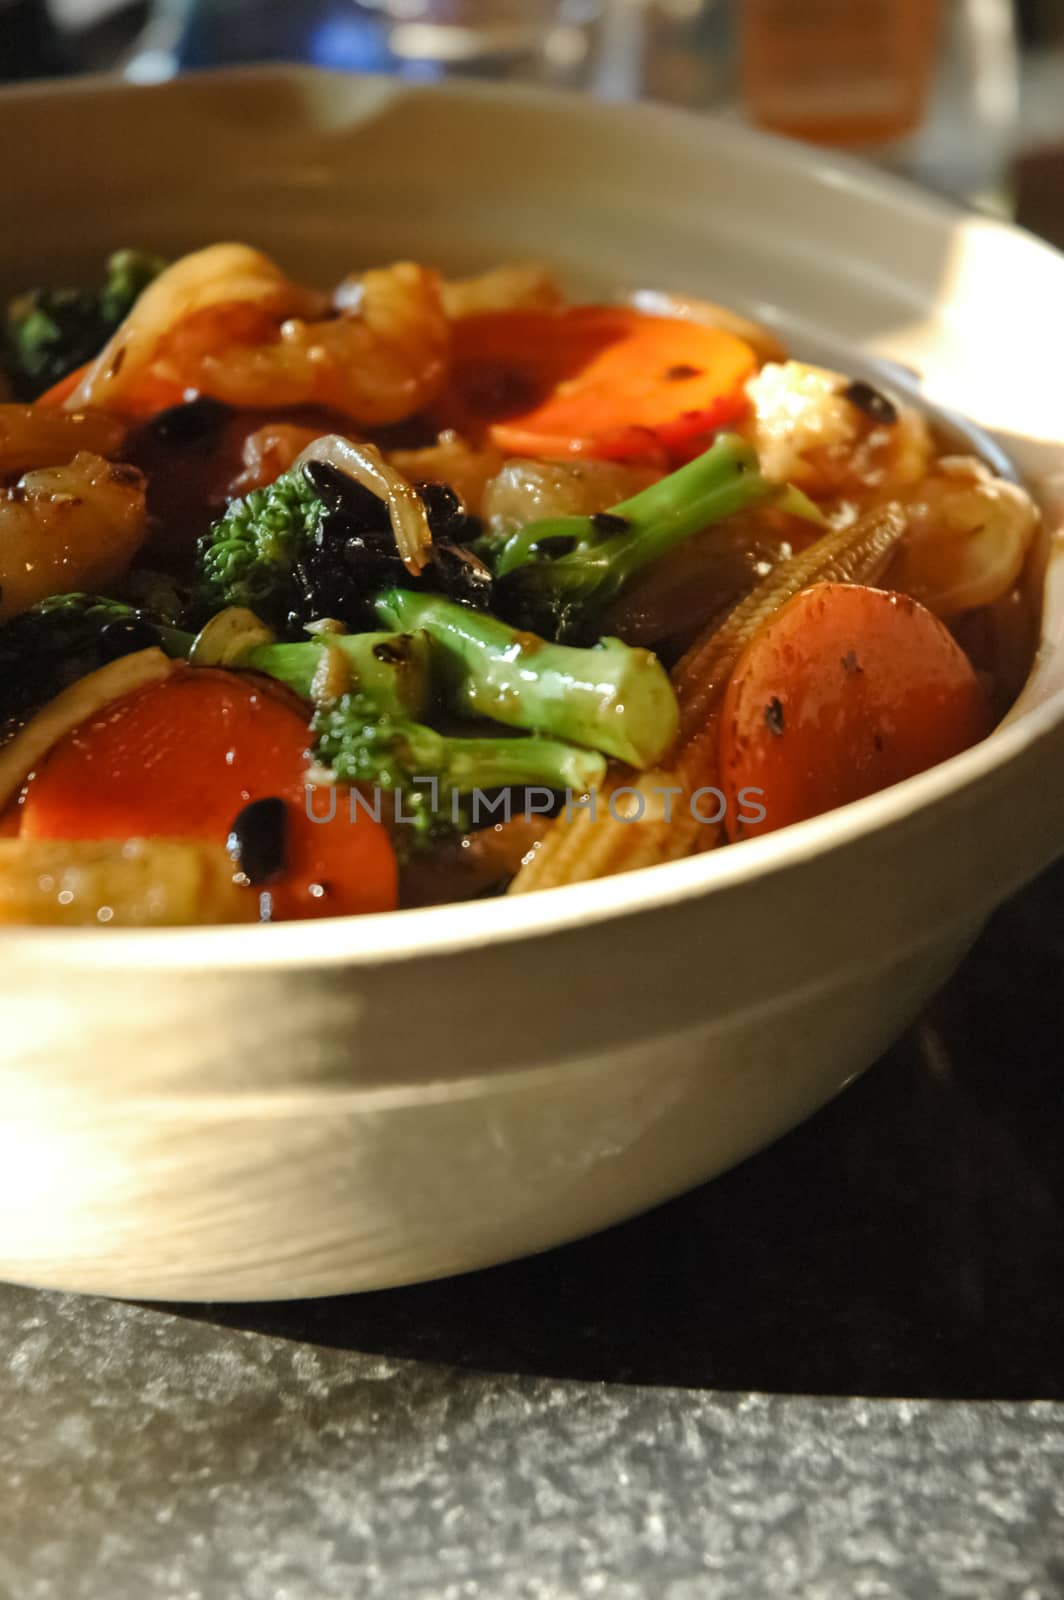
450, 307, 757, 463
18, 667, 397, 920
719, 583, 991, 840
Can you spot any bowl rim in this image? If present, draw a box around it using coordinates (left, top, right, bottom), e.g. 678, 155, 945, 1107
3, 62, 1063, 972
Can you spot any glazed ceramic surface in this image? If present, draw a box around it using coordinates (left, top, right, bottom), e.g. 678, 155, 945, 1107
1, 68, 1062, 1299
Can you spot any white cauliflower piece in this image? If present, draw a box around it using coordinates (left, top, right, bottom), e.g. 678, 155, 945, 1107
744, 360, 932, 497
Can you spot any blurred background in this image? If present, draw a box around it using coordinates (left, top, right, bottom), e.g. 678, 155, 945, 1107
2, 0, 1063, 242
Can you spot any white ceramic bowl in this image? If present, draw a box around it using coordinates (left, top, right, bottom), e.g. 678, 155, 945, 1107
2, 67, 1063, 1301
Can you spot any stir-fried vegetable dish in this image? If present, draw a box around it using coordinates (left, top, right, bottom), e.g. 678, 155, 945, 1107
0, 246, 1041, 924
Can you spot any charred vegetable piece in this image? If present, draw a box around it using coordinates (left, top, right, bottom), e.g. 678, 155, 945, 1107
19, 667, 398, 920
2, 249, 167, 400
493, 434, 824, 642
304, 466, 492, 610
375, 589, 679, 768
312, 692, 606, 843
426, 539, 494, 611
718, 583, 991, 838
197, 460, 492, 633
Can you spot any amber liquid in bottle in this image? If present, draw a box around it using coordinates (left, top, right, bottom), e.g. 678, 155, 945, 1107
741, 0, 942, 147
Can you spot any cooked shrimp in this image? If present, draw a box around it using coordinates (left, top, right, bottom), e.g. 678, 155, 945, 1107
441, 263, 563, 319
70, 246, 450, 429
388, 430, 505, 517
744, 360, 931, 499
229, 422, 342, 496
889, 456, 1040, 617
68, 243, 325, 415
0, 451, 146, 623
483, 456, 660, 535
0, 403, 127, 474
192, 262, 449, 425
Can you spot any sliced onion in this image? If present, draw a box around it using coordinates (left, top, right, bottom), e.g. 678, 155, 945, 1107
0, 648, 173, 812
294, 434, 433, 577
189, 606, 275, 667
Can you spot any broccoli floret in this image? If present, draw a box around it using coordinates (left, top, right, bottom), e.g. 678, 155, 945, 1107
195, 467, 325, 627
375, 589, 679, 769
98, 249, 167, 325
0, 593, 193, 726
491, 433, 826, 642
2, 248, 167, 399
312, 692, 606, 843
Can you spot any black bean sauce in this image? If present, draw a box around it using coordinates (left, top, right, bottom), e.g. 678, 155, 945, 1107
227, 797, 289, 886
842, 380, 899, 427
97, 617, 161, 662
146, 396, 234, 445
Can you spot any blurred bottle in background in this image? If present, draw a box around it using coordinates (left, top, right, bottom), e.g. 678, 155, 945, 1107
740, 0, 941, 147
737, 0, 1020, 213
622, 0, 1022, 213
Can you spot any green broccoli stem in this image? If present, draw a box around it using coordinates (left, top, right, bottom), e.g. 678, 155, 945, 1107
384, 724, 605, 797
240, 632, 431, 721
0, 594, 427, 725
312, 693, 606, 803
493, 433, 826, 621
374, 589, 679, 769
0, 594, 193, 667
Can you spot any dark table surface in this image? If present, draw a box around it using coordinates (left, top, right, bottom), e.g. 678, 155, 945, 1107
3, 861, 1063, 1598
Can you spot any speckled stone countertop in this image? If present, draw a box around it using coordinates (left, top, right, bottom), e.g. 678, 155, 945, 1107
2, 864, 1063, 1598
2, 1284, 1063, 1600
